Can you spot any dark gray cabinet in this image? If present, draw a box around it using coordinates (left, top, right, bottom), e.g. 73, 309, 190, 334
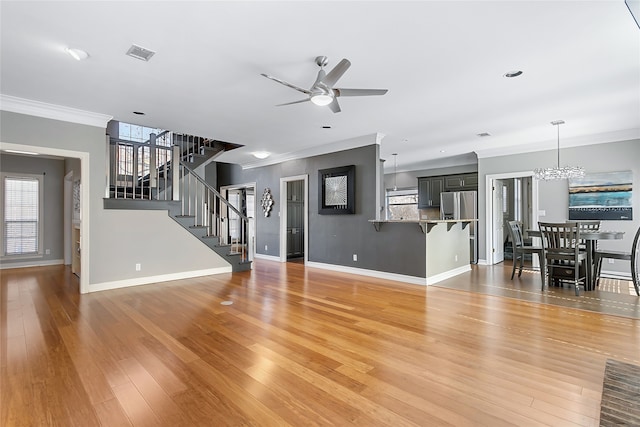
418, 177, 444, 208
444, 173, 478, 191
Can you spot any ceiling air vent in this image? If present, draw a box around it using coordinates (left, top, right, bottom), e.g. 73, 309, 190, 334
126, 44, 156, 62
476, 132, 491, 137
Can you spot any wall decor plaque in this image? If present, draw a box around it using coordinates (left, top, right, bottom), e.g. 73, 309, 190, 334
318, 165, 355, 214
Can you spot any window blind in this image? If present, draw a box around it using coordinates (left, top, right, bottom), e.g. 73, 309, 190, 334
4, 176, 39, 255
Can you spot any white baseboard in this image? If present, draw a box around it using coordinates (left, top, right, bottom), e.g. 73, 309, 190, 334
477, 259, 488, 265
89, 266, 232, 293
0, 258, 64, 269
426, 265, 471, 285
305, 261, 427, 286
253, 253, 281, 262
598, 269, 632, 280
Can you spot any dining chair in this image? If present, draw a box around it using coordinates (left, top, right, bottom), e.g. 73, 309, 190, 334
539, 222, 587, 296
594, 225, 640, 296
576, 220, 601, 250
506, 221, 545, 286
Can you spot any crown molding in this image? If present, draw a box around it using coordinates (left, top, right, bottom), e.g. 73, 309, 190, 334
474, 128, 640, 159
232, 133, 381, 170
0, 94, 112, 128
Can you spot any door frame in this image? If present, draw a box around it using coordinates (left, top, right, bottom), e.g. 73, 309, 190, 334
64, 171, 73, 265
220, 182, 257, 261
279, 174, 308, 263
485, 171, 540, 267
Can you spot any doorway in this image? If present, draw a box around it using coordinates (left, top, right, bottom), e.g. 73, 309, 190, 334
279, 175, 308, 263
220, 183, 256, 262
64, 171, 73, 265
485, 171, 540, 268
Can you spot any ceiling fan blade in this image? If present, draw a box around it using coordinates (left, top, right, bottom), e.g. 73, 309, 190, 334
334, 88, 388, 97
327, 98, 341, 113
276, 98, 310, 107
323, 59, 351, 87
261, 73, 311, 95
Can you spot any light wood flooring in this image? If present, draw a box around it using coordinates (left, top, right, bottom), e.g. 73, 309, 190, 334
2, 261, 639, 426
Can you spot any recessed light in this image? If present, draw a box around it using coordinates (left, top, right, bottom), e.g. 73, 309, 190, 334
440, 150, 446, 153
477, 132, 491, 137
252, 151, 270, 159
133, 111, 146, 115
504, 70, 523, 78
65, 47, 89, 61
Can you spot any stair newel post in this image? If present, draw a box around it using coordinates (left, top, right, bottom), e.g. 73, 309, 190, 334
196, 179, 202, 226
241, 214, 246, 261
149, 133, 157, 200
105, 135, 111, 198
206, 190, 212, 235
171, 145, 180, 200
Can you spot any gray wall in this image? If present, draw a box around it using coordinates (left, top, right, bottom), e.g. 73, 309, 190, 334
478, 138, 640, 274
0, 111, 229, 290
0, 153, 65, 265
218, 144, 426, 277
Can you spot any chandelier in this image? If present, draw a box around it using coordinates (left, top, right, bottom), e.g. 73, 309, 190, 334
533, 120, 585, 180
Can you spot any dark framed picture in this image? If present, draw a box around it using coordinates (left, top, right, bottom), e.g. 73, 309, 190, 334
318, 165, 355, 214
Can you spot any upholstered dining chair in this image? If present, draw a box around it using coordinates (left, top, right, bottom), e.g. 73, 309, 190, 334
594, 225, 640, 296
506, 221, 544, 286
539, 222, 587, 296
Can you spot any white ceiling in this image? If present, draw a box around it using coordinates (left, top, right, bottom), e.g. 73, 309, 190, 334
1, 1, 639, 173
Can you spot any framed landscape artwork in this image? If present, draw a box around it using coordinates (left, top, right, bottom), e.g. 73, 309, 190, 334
318, 165, 355, 214
568, 170, 633, 220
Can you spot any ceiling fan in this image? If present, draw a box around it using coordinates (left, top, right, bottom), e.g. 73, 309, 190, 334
261, 56, 388, 113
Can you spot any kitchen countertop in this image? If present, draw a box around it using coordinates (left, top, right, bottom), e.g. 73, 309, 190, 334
369, 218, 477, 232
368, 219, 477, 223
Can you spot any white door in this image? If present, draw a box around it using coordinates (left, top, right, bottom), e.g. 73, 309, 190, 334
492, 180, 505, 264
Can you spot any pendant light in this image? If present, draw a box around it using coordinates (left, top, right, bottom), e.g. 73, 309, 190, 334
533, 120, 585, 180
392, 153, 398, 191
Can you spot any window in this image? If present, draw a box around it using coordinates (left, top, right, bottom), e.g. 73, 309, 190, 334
118, 122, 164, 143
2, 173, 44, 256
386, 188, 419, 220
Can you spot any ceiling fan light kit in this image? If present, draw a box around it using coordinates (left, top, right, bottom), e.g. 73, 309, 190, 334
261, 56, 388, 113
310, 94, 333, 106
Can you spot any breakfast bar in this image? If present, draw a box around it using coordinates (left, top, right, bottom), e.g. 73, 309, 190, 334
370, 219, 476, 285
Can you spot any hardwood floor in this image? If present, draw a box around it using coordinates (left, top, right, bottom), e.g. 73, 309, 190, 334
2, 261, 639, 426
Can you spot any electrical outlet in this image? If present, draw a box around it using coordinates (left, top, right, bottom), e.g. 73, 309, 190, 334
45, 249, 50, 255
353, 254, 357, 261
608, 259, 615, 264
265, 245, 268, 251
135, 263, 141, 271
455, 254, 458, 262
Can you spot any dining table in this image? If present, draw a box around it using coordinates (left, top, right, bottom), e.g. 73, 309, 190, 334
527, 228, 625, 291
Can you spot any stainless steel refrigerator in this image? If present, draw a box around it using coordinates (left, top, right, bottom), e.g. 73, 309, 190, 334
440, 191, 478, 263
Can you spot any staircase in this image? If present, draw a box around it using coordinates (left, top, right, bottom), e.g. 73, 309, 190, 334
104, 131, 251, 272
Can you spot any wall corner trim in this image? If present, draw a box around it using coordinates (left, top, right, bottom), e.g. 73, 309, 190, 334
0, 95, 112, 128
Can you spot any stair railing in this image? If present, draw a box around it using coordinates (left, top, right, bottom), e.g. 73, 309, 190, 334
109, 130, 173, 200
178, 161, 250, 263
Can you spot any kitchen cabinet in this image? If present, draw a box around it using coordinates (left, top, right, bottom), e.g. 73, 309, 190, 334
418, 177, 444, 208
444, 173, 478, 191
